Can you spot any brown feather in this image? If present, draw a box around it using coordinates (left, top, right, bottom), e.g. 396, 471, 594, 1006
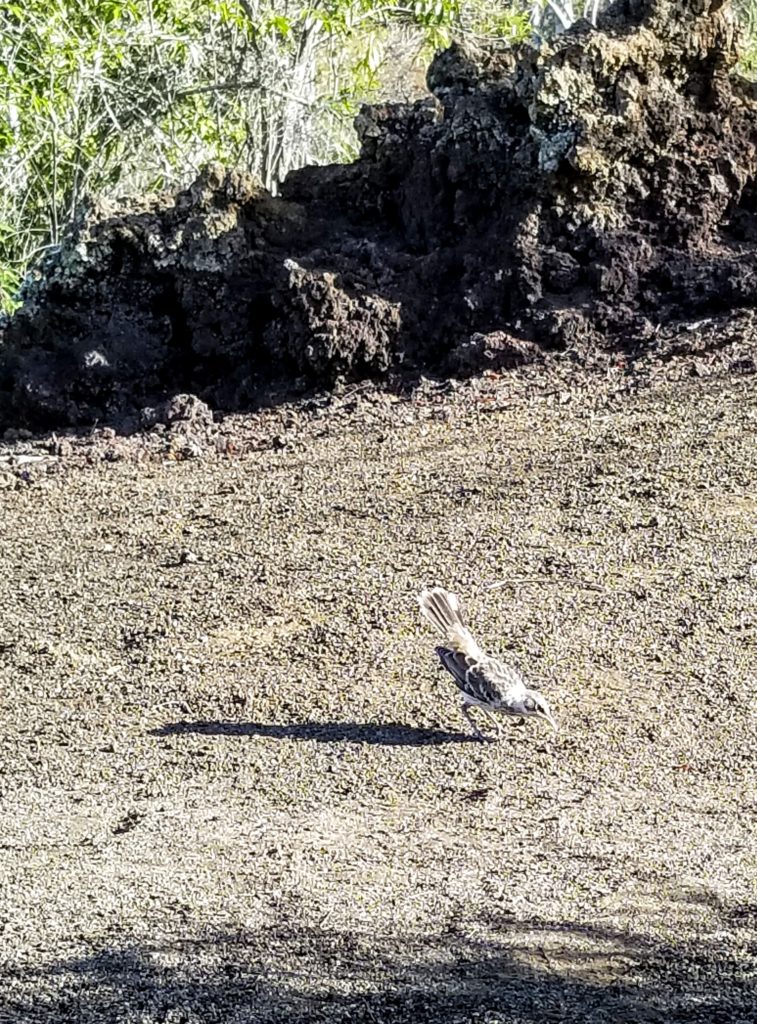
418, 587, 482, 658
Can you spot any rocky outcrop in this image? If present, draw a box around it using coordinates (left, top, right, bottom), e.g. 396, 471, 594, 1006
2, 0, 756, 428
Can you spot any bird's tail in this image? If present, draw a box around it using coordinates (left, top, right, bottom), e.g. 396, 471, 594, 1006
418, 587, 482, 657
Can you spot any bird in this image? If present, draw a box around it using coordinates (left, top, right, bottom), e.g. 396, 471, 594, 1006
418, 587, 557, 742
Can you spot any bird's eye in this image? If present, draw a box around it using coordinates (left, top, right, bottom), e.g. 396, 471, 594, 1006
524, 698, 536, 712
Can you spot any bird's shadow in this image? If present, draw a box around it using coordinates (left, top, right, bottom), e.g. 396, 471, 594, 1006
150, 720, 476, 746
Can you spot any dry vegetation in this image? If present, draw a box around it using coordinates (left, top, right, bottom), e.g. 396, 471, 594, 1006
0, 364, 755, 1022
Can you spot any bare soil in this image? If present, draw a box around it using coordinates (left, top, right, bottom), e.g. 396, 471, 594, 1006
1, 363, 755, 1023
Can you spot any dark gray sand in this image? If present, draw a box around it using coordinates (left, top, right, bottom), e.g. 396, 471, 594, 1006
1, 368, 755, 1022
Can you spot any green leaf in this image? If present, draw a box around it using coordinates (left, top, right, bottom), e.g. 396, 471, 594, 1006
268, 14, 292, 38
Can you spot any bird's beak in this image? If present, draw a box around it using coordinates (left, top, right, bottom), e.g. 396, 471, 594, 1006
542, 712, 558, 733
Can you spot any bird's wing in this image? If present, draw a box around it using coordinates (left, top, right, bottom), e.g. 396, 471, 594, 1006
436, 648, 525, 707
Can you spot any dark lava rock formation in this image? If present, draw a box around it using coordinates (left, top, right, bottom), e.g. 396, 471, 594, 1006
2, 0, 757, 428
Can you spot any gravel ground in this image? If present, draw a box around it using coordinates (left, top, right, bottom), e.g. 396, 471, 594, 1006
0, 363, 755, 1023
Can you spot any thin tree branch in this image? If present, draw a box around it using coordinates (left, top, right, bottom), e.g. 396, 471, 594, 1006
177, 78, 313, 107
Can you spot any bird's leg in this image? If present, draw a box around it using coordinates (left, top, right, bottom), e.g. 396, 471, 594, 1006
482, 709, 502, 739
462, 703, 493, 743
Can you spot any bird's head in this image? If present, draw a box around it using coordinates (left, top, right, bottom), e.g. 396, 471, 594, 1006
519, 689, 558, 731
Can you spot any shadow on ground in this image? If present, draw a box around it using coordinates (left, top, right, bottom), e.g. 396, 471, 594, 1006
150, 720, 475, 745
4, 901, 755, 1024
